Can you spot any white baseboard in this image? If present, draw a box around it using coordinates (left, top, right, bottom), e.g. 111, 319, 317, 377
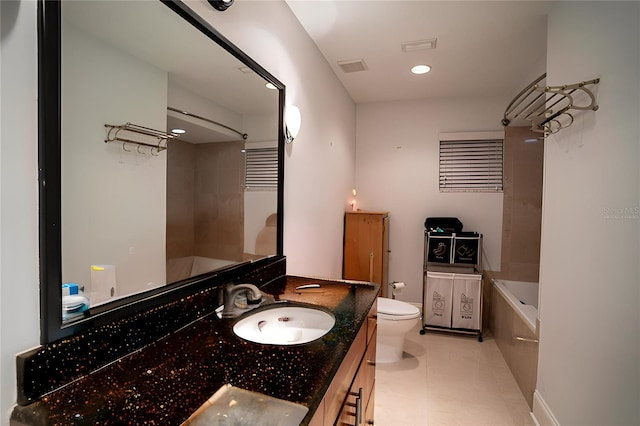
532, 390, 560, 426
530, 411, 540, 426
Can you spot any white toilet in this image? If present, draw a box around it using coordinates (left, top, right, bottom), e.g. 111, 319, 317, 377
376, 297, 421, 363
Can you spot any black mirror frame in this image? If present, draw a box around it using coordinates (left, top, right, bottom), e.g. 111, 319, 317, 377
38, 0, 285, 344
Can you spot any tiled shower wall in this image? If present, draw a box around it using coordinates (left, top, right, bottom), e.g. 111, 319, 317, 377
499, 126, 544, 282
167, 140, 245, 262
483, 126, 543, 330
167, 139, 196, 260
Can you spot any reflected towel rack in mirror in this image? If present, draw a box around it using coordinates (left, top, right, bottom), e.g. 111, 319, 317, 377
502, 73, 600, 137
104, 122, 177, 153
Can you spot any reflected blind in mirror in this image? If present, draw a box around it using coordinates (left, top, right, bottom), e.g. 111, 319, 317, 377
245, 147, 278, 190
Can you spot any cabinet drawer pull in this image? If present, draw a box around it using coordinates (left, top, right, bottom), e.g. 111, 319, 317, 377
369, 251, 374, 282
366, 360, 376, 366
356, 387, 363, 425
346, 388, 364, 425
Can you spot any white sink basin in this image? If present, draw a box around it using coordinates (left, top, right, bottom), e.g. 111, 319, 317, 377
232, 303, 335, 345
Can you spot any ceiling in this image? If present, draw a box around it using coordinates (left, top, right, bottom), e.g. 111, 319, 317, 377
64, 1, 551, 142
64, 1, 278, 144
285, 1, 551, 104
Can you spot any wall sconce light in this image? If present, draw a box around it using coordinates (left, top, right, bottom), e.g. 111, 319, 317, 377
207, 0, 234, 12
285, 105, 301, 144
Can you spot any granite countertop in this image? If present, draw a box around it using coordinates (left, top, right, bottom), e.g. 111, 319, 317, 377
14, 276, 379, 425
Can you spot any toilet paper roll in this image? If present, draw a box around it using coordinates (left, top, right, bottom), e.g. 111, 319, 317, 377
391, 282, 406, 294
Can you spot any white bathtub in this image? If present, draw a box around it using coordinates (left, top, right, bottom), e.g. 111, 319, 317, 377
492, 279, 538, 333
167, 256, 238, 283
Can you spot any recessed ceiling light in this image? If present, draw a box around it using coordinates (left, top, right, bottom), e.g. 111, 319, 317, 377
265, 82, 277, 90
171, 128, 186, 134
411, 65, 431, 75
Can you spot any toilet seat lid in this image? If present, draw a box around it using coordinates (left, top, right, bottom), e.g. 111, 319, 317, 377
378, 297, 420, 317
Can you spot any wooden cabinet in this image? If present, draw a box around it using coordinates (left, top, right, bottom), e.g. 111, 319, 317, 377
309, 304, 377, 426
343, 212, 389, 297
338, 325, 376, 426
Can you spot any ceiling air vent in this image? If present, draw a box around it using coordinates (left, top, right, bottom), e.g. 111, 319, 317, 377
401, 38, 437, 53
337, 59, 368, 73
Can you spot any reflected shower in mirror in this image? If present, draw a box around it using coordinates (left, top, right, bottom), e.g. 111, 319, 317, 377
58, 0, 280, 322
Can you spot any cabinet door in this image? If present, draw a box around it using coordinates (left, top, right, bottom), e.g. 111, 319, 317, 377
344, 213, 389, 293
308, 400, 324, 426
364, 381, 375, 426
361, 329, 376, 422
337, 328, 376, 426
324, 326, 367, 425
337, 388, 361, 426
381, 215, 389, 296
366, 302, 377, 344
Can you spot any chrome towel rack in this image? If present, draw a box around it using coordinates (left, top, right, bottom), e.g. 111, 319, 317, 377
167, 106, 248, 141
105, 122, 177, 155
502, 73, 600, 137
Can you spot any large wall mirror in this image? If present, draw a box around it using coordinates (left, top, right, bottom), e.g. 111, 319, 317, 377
39, 0, 285, 343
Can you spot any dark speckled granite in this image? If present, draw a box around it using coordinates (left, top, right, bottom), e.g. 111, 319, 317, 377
12, 276, 379, 426
16, 257, 286, 408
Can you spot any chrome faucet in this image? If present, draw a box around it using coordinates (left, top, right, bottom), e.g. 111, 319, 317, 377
221, 283, 263, 318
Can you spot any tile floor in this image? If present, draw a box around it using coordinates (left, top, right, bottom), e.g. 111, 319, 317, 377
374, 324, 535, 426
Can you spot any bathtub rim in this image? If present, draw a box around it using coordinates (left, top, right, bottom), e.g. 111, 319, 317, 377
491, 278, 538, 334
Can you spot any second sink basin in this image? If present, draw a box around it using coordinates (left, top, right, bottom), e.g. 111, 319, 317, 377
232, 302, 335, 345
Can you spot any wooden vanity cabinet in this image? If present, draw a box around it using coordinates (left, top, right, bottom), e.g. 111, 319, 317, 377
343, 212, 389, 297
309, 303, 377, 426
338, 327, 376, 426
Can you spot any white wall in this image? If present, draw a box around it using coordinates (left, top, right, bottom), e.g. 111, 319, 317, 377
0, 1, 355, 423
536, 2, 640, 425
243, 113, 279, 255
0, 0, 40, 423
62, 24, 168, 302
243, 139, 278, 256
355, 98, 506, 303
244, 188, 278, 254
168, 83, 243, 133
185, 0, 357, 279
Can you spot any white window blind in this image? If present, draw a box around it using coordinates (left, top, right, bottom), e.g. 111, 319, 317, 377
439, 138, 503, 192
244, 147, 278, 190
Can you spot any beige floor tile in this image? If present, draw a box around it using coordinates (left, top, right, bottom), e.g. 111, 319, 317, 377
374, 324, 533, 426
